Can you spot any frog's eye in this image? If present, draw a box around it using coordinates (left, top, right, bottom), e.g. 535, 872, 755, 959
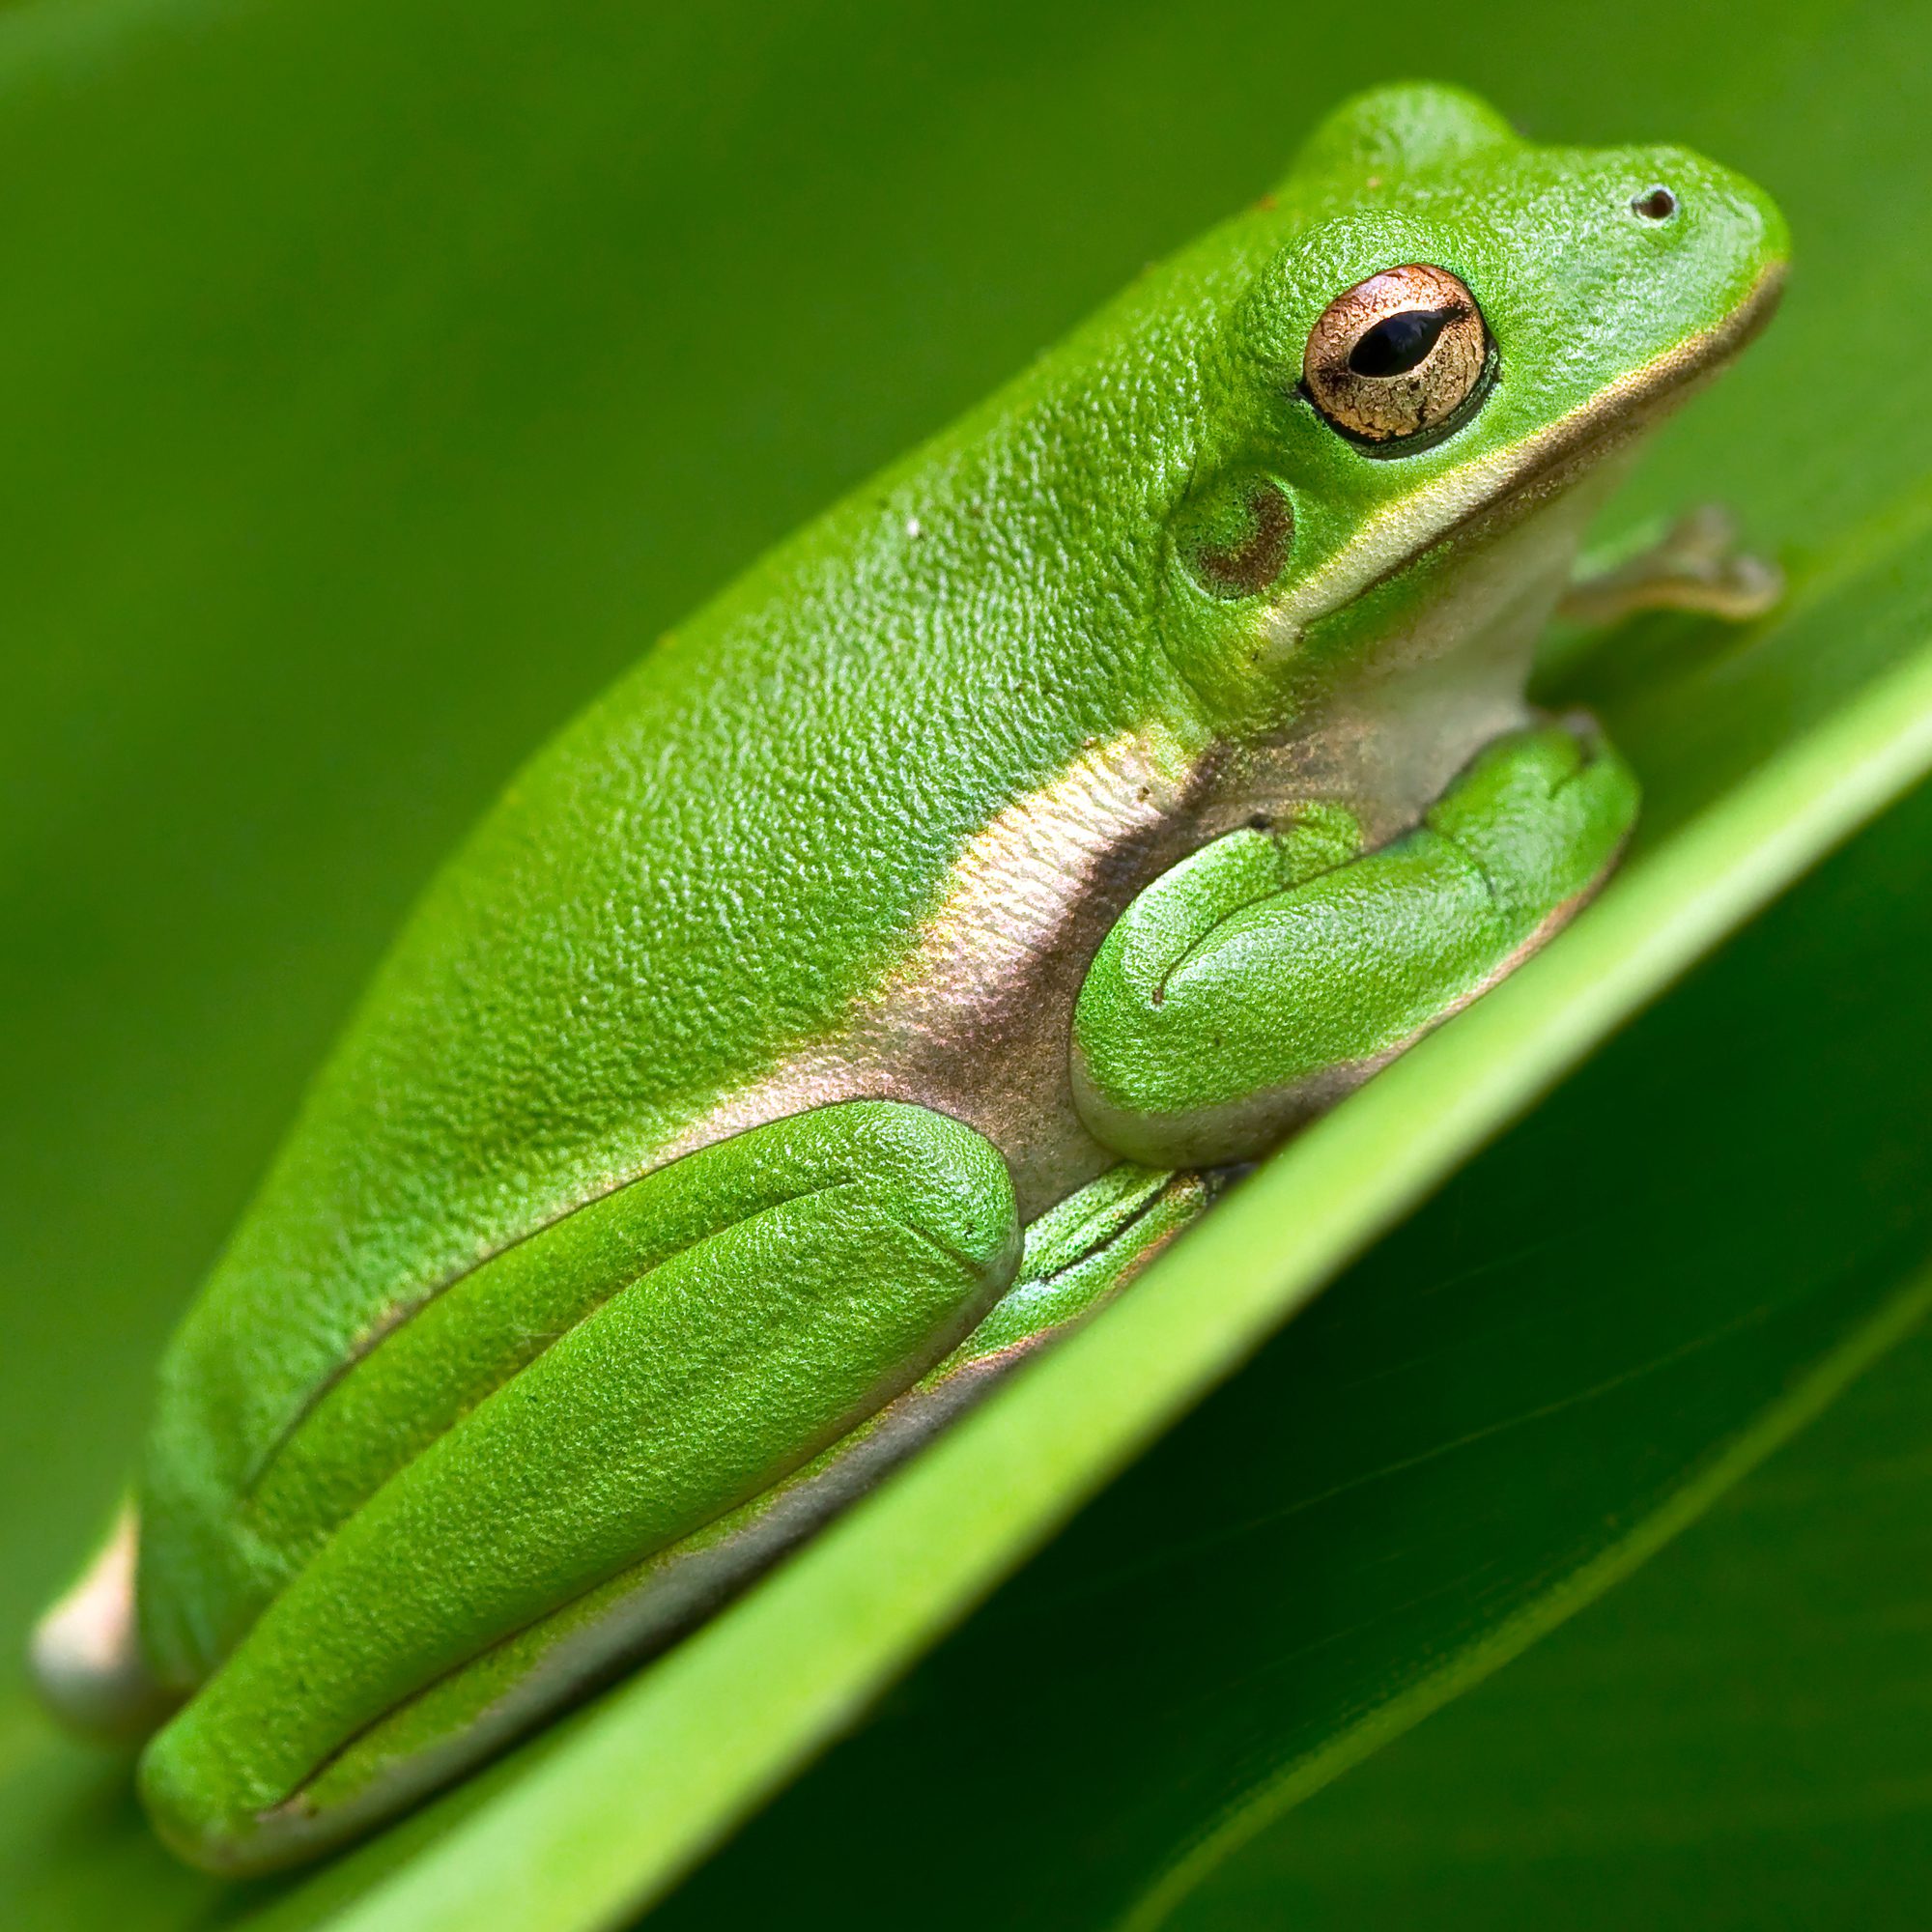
1301, 264, 1492, 447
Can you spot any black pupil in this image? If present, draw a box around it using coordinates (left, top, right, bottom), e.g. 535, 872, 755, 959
1349, 306, 1452, 378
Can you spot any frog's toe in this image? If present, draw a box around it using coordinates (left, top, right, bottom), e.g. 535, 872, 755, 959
1558, 503, 1783, 627
31, 1501, 176, 1741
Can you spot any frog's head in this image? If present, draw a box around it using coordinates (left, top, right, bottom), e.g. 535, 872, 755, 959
1156, 82, 1787, 756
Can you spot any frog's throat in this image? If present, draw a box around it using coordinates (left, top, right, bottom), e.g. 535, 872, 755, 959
1262, 260, 1788, 655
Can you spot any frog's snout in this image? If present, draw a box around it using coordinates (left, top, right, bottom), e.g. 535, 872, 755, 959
1554, 144, 1788, 394
1617, 144, 1791, 291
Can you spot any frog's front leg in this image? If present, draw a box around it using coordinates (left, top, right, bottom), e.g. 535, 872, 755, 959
137, 1099, 1018, 1872
1072, 723, 1638, 1170
1557, 504, 1781, 627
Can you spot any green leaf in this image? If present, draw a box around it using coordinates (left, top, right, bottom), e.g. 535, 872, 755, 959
5, 2, 1931, 1929
1167, 1315, 1932, 1931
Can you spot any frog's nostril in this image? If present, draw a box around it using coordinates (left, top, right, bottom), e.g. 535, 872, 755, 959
1632, 185, 1679, 221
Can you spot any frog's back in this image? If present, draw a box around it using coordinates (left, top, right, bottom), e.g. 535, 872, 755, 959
319, 430, 1199, 1269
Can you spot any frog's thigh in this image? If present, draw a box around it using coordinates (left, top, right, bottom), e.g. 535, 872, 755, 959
1073, 724, 1639, 1170
138, 1098, 1019, 1875
261, 1167, 1209, 1871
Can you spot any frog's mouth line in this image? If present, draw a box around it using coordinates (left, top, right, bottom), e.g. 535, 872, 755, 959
1264, 260, 1788, 647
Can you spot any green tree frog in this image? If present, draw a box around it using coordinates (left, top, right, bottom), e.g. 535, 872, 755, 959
31, 83, 1787, 1873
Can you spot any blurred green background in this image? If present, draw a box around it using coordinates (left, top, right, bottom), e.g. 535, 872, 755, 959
5, 0, 1931, 1925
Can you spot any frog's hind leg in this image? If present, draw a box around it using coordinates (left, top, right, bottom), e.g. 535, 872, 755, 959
137, 1099, 1018, 1874
242, 1164, 1209, 1864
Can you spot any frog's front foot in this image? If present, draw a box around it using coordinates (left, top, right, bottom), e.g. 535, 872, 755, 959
1071, 720, 1639, 1169
1558, 504, 1782, 628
